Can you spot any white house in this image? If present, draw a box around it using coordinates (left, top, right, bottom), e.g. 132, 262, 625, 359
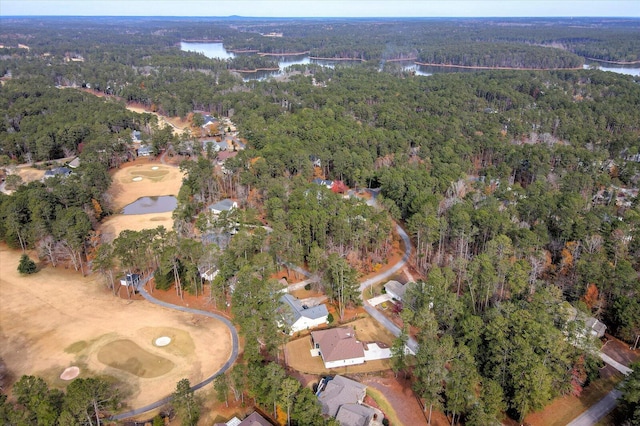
208, 199, 238, 216
311, 327, 366, 369
279, 294, 329, 335
384, 280, 406, 301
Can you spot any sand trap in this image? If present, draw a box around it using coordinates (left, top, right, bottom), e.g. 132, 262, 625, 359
132, 177, 143, 182
151, 166, 159, 170
60, 366, 80, 380
155, 336, 171, 347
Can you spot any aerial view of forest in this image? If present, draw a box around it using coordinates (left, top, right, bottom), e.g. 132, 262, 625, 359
0, 11, 639, 426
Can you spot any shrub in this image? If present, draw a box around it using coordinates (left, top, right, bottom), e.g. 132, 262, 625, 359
304, 283, 311, 291
17, 254, 37, 274
327, 313, 334, 324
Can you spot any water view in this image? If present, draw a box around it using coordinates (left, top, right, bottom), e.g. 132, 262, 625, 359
122, 196, 178, 215
182, 42, 640, 79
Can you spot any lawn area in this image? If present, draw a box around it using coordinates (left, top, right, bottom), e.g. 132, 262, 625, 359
524, 371, 624, 426
285, 317, 396, 375
366, 387, 403, 426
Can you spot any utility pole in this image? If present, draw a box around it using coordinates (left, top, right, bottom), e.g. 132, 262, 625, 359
632, 334, 639, 351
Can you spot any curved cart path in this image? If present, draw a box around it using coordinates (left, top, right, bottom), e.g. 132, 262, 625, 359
110, 276, 239, 420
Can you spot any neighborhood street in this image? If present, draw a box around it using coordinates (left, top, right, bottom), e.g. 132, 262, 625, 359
358, 222, 419, 353
566, 389, 623, 426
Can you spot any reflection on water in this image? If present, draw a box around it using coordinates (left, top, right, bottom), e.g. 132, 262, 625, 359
583, 62, 640, 77
181, 42, 234, 59
122, 196, 178, 215
181, 42, 640, 79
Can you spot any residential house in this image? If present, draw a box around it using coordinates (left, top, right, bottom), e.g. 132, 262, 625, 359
214, 411, 272, 426
67, 157, 81, 169
120, 273, 140, 288
137, 145, 153, 157
43, 167, 72, 179
131, 130, 142, 143
383, 280, 405, 301
202, 139, 221, 152
311, 327, 365, 369
313, 178, 334, 189
561, 303, 608, 339
279, 294, 329, 335
217, 150, 238, 165
585, 317, 607, 338
208, 199, 238, 216
317, 375, 383, 426
318, 375, 366, 417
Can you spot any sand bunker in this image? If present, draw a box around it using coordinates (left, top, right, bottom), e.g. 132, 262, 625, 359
60, 366, 80, 380
155, 336, 171, 347
132, 177, 143, 182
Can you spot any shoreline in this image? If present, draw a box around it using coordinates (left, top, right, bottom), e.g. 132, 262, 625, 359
229, 67, 280, 73
414, 61, 582, 71
258, 51, 311, 57
181, 39, 223, 43
585, 57, 640, 65
309, 56, 366, 62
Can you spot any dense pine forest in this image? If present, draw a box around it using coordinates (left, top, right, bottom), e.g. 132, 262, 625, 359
0, 16, 639, 426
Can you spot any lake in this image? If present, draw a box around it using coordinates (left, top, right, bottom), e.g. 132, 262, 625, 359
181, 42, 640, 78
122, 196, 178, 215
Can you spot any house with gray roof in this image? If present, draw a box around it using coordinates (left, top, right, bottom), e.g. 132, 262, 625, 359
279, 294, 329, 335
318, 375, 383, 426
208, 199, 238, 216
43, 167, 72, 179
318, 375, 366, 417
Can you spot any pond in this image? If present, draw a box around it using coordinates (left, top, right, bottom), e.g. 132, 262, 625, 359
122, 196, 178, 215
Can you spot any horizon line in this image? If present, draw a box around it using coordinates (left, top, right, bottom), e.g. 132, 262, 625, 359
2, 15, 640, 19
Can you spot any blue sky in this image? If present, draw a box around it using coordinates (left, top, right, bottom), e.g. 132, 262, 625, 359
1, 0, 639, 17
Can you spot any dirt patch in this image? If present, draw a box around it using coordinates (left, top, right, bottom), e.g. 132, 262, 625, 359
0, 244, 232, 411
361, 371, 448, 426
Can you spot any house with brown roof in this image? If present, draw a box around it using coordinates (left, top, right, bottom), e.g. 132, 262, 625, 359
311, 327, 365, 369
214, 411, 272, 426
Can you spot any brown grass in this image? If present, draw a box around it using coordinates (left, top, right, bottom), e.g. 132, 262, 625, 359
524, 372, 624, 426
0, 244, 233, 411
97, 339, 174, 378
285, 317, 395, 375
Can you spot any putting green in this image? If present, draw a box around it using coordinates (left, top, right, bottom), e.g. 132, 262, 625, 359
97, 339, 174, 378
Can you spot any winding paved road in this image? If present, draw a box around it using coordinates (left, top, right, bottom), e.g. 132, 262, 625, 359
359, 223, 419, 353
109, 275, 239, 421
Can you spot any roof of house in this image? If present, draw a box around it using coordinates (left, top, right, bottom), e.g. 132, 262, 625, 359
209, 199, 237, 212
311, 327, 364, 363
335, 403, 375, 426
137, 145, 153, 154
217, 151, 238, 162
585, 317, 607, 335
384, 280, 405, 299
68, 157, 81, 168
44, 167, 72, 177
313, 178, 333, 187
237, 411, 271, 426
280, 294, 328, 326
318, 375, 367, 417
